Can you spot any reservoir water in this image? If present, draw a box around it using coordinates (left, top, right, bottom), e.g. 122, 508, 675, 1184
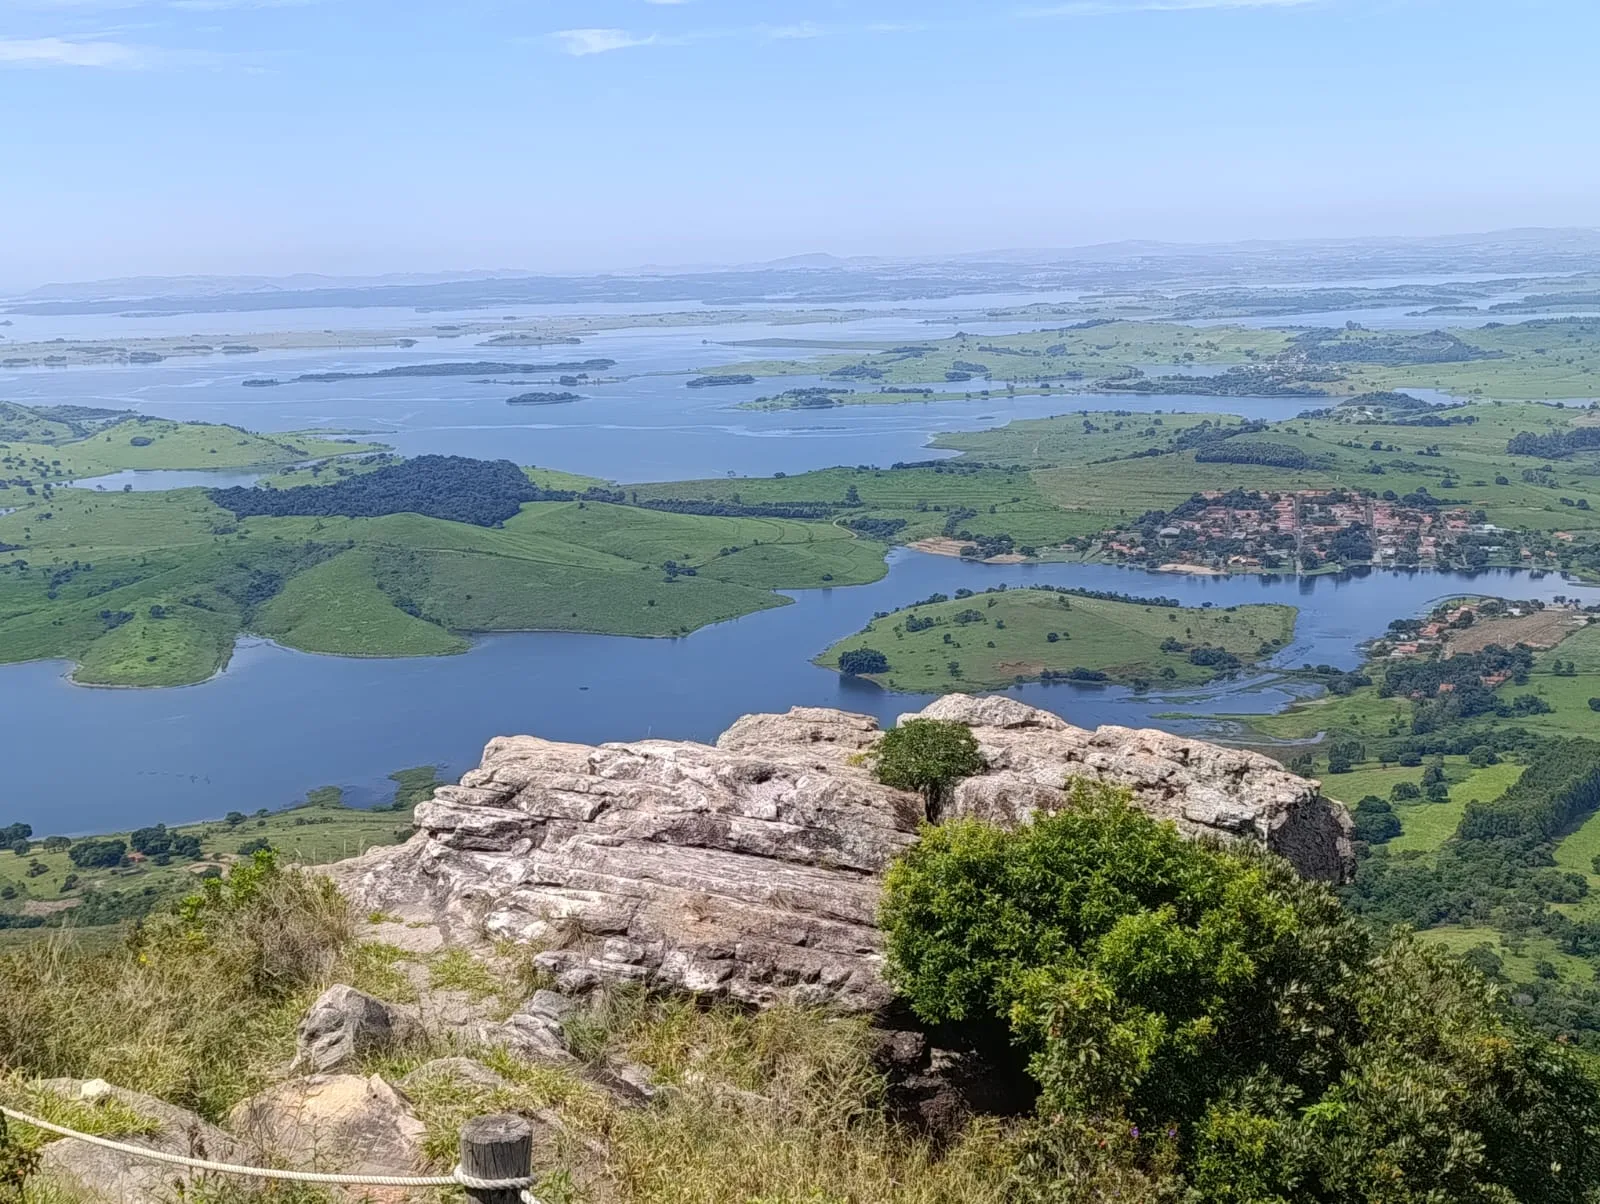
2, 291, 1596, 832
4, 553, 1597, 834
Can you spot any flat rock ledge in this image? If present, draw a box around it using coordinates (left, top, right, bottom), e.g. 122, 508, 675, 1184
329, 696, 1350, 1014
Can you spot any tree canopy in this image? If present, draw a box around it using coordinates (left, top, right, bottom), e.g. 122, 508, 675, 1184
871, 719, 984, 817
882, 786, 1600, 1202
210, 455, 540, 527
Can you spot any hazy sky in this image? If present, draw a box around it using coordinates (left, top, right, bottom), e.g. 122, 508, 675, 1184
0, 0, 1596, 287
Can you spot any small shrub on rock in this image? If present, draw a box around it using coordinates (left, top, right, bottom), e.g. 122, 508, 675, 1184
871, 719, 983, 819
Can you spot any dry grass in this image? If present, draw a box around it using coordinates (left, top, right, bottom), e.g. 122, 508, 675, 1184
552, 991, 1017, 1204
0, 871, 1032, 1204
0, 861, 349, 1121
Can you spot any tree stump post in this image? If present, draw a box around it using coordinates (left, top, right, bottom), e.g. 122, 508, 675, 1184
459, 1113, 533, 1204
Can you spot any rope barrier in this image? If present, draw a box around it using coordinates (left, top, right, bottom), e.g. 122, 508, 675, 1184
1, 1104, 541, 1197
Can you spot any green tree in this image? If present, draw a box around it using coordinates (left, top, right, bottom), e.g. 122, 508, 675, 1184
872, 719, 983, 819
1352, 796, 1402, 844
881, 786, 1600, 1202
67, 838, 126, 869
838, 647, 889, 676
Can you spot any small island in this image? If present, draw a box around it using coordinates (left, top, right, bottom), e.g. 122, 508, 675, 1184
507, 391, 582, 406
687, 373, 755, 388
480, 332, 583, 347
818, 586, 1295, 693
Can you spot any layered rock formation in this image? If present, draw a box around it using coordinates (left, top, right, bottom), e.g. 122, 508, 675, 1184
330, 696, 1350, 1014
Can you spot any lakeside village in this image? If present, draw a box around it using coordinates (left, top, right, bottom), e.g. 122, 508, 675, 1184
1091, 487, 1566, 574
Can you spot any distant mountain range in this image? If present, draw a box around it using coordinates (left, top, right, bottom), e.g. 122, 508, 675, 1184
7, 228, 1598, 318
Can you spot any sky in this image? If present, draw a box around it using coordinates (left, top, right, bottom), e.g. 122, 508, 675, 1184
0, 0, 1596, 288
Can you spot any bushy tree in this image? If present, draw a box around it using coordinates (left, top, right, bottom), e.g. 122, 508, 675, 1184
130, 824, 172, 857
67, 838, 126, 869
872, 719, 983, 819
882, 785, 1600, 1202
838, 647, 889, 676
1352, 796, 1402, 844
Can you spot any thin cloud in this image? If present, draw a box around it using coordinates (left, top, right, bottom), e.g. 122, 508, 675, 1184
766, 21, 824, 40
0, 36, 146, 66
553, 28, 658, 56
169, 0, 319, 10
1028, 0, 1319, 14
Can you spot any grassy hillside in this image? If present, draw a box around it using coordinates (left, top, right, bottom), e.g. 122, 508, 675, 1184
1, 412, 379, 481
698, 315, 1600, 403
818, 587, 1295, 693
0, 484, 890, 685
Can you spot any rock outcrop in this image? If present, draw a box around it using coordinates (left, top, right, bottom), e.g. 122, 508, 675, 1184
35, 1078, 250, 1204
229, 1074, 426, 1188
330, 697, 1349, 1015
292, 985, 423, 1074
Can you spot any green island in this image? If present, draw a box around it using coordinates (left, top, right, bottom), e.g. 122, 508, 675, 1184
818, 586, 1294, 692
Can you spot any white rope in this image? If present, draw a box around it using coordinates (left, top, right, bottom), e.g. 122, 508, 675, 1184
0, 1105, 540, 1193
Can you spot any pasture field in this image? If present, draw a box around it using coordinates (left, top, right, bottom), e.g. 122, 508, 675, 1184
697, 315, 1600, 404
0, 783, 426, 937
1, 416, 379, 480
816, 586, 1295, 693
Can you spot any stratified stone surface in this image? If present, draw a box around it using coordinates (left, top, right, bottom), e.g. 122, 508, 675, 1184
329, 698, 1349, 1014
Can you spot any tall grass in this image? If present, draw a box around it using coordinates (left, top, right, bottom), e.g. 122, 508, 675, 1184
0, 863, 1029, 1204
553, 991, 1017, 1204
0, 855, 350, 1120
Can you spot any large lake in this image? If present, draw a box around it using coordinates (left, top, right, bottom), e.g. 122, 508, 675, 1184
5, 553, 1597, 834
1, 310, 1321, 483
1, 292, 1596, 833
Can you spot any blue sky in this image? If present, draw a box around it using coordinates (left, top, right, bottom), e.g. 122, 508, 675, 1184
0, 0, 1596, 287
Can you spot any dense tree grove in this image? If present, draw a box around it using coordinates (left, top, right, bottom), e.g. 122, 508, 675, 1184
884, 787, 1600, 1202
1506, 427, 1600, 458
1194, 439, 1313, 468
1380, 644, 1533, 700
636, 498, 840, 520
68, 838, 127, 869
837, 647, 889, 675
1291, 327, 1505, 365
210, 456, 542, 526
842, 516, 907, 539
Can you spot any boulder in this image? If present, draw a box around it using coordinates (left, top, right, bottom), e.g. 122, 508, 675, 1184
399, 1057, 508, 1092
229, 1074, 425, 1184
329, 698, 1350, 1015
33, 1078, 249, 1204
917, 694, 1352, 883
292, 984, 423, 1074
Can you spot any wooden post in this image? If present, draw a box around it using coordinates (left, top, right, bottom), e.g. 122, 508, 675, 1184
459, 1113, 533, 1204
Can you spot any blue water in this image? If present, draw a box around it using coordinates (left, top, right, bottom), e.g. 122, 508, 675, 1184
1, 295, 1595, 833
3, 552, 1596, 835
0, 315, 1322, 482
67, 468, 267, 491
